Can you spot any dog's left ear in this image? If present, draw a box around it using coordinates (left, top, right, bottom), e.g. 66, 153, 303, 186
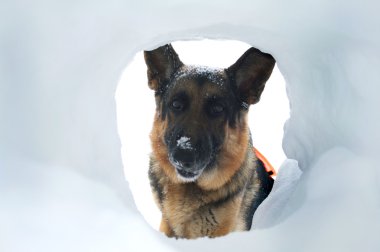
226, 47, 275, 105
144, 44, 183, 92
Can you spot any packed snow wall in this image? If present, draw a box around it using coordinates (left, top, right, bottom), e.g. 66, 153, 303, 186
1, 0, 379, 251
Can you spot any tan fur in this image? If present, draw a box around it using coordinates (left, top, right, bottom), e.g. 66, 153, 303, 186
150, 112, 182, 184
149, 111, 265, 239
197, 117, 249, 190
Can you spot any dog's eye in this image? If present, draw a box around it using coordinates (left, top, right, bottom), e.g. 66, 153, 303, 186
209, 104, 225, 116
171, 100, 184, 111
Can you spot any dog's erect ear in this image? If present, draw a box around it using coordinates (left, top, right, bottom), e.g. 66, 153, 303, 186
226, 47, 275, 105
144, 44, 183, 91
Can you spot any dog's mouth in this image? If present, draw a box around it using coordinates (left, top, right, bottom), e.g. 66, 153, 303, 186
168, 155, 205, 182
175, 168, 203, 182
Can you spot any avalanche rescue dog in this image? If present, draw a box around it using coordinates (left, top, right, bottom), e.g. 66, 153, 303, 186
144, 44, 275, 239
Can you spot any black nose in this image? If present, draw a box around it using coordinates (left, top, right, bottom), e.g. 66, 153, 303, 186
172, 148, 196, 170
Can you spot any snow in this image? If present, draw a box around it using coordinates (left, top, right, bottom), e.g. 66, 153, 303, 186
252, 159, 302, 229
175, 65, 226, 88
177, 136, 193, 150
0, 155, 176, 252
1, 0, 380, 252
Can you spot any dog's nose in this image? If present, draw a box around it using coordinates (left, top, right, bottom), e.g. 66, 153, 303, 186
172, 149, 196, 170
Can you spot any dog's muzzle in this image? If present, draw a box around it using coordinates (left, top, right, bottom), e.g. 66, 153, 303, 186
166, 132, 214, 182
169, 147, 206, 182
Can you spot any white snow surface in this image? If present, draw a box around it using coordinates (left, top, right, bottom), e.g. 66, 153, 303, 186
1, 0, 380, 252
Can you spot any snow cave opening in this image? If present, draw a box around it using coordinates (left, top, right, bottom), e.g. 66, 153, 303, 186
115, 39, 290, 231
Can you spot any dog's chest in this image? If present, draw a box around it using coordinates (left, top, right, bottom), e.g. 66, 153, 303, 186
162, 182, 244, 238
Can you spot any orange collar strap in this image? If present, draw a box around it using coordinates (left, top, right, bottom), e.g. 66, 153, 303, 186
254, 147, 277, 178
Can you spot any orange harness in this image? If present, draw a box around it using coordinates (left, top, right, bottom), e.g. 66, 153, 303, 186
254, 147, 276, 178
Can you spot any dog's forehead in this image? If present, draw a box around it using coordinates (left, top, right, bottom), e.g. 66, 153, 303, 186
168, 65, 230, 96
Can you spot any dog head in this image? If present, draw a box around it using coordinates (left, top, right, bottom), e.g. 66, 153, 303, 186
145, 44, 275, 186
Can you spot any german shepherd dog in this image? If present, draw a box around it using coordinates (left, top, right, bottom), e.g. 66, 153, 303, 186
144, 44, 275, 239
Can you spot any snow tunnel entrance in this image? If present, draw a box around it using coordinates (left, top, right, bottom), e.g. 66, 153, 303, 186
115, 39, 289, 231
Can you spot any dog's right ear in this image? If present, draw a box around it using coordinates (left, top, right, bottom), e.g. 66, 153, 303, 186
144, 44, 183, 92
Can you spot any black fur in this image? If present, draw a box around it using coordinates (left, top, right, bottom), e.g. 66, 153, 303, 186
148, 160, 164, 204
244, 159, 274, 230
